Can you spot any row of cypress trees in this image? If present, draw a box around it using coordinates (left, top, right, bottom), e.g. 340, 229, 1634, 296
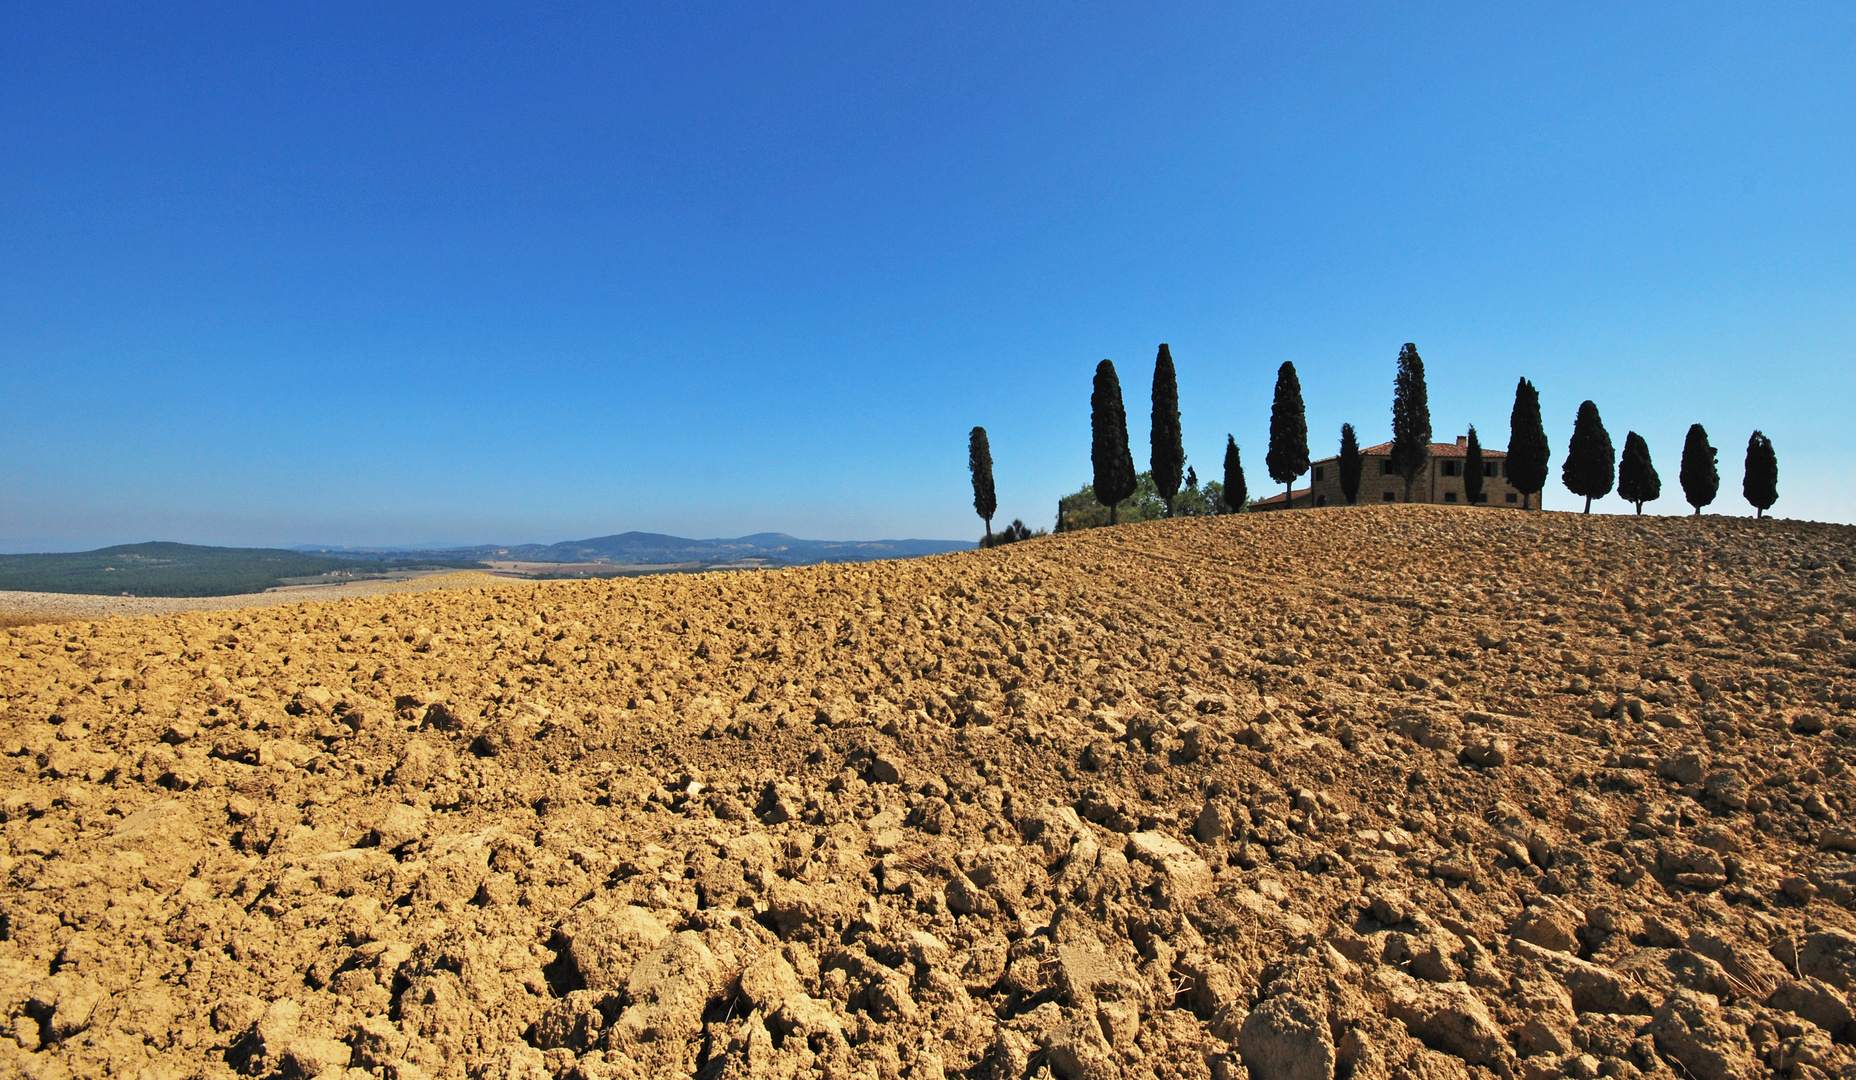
1089, 343, 1433, 518
1091, 346, 1252, 521
1563, 408, 1780, 518
1257, 345, 1779, 518
969, 346, 1232, 539
1267, 343, 1444, 508
968, 346, 1779, 536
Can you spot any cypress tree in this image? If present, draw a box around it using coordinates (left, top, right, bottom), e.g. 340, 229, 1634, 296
1337, 423, 1362, 505
1617, 431, 1660, 515
1223, 435, 1247, 512
1506, 377, 1549, 510
968, 426, 997, 539
1389, 343, 1432, 502
1150, 344, 1184, 516
1265, 361, 1309, 508
1680, 424, 1719, 515
1744, 430, 1778, 519
1561, 400, 1615, 513
1463, 426, 1484, 505
1091, 360, 1137, 524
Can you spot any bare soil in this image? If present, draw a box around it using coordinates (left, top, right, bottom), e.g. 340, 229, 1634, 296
2, 506, 1855, 1080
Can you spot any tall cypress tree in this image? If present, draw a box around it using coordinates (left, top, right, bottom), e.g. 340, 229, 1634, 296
1463, 426, 1484, 505
1506, 377, 1549, 510
968, 426, 997, 539
1617, 431, 1660, 515
1265, 361, 1309, 508
1337, 423, 1362, 505
1680, 424, 1719, 515
1223, 435, 1247, 512
1561, 400, 1615, 513
1389, 344, 1432, 502
1150, 344, 1184, 517
1744, 431, 1778, 519
1091, 360, 1137, 524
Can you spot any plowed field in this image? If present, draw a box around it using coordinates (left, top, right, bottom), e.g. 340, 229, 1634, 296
3, 506, 1855, 1080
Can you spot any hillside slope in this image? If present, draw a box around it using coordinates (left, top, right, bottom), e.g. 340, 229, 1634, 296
1, 506, 1854, 1080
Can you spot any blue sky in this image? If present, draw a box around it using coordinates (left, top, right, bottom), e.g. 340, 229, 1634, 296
3, 3, 1851, 551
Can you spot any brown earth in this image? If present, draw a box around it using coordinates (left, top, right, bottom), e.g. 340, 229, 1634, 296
2, 505, 1855, 1080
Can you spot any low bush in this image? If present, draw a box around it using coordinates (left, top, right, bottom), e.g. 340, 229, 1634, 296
980, 520, 1044, 548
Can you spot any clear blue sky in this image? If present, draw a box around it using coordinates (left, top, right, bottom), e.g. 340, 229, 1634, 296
3, 3, 1851, 551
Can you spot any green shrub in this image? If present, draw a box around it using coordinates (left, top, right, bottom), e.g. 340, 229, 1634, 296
980, 519, 1044, 548
1054, 471, 1228, 532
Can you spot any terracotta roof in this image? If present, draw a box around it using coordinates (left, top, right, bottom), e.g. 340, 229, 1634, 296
1248, 488, 1310, 507
1307, 440, 1506, 465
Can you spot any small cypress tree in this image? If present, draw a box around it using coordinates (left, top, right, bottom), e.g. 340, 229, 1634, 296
968, 426, 997, 540
1680, 424, 1719, 515
1265, 361, 1309, 508
1150, 344, 1184, 517
1337, 423, 1362, 505
1561, 400, 1615, 513
1091, 360, 1137, 524
1463, 426, 1484, 505
1744, 430, 1778, 519
1223, 435, 1247, 512
1506, 377, 1549, 510
1389, 344, 1432, 502
1617, 431, 1660, 515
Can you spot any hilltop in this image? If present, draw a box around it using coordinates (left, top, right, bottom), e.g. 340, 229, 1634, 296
1, 506, 1854, 1080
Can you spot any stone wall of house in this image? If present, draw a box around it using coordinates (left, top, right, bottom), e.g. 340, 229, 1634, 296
1294, 452, 1528, 508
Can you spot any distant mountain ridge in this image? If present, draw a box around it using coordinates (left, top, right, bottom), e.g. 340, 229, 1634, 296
450, 531, 973, 566
0, 532, 975, 597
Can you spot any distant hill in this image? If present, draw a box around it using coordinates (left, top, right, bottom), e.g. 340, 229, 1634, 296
1, 533, 975, 597
0, 543, 482, 598
451, 532, 973, 567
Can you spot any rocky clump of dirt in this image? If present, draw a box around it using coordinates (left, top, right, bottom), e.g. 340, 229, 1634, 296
1, 505, 1854, 1080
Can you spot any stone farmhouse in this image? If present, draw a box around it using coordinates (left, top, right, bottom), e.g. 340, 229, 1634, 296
1251, 435, 1528, 510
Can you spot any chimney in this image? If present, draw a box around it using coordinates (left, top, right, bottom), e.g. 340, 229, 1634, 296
1456, 435, 1467, 448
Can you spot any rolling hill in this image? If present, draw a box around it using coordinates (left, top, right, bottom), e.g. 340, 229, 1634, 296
0, 542, 481, 598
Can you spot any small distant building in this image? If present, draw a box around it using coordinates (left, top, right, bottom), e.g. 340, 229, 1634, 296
1251, 435, 1526, 510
